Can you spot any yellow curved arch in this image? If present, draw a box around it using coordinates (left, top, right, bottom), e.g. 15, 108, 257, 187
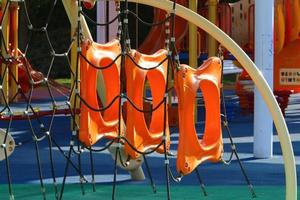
63, 1, 297, 199
123, 1, 297, 199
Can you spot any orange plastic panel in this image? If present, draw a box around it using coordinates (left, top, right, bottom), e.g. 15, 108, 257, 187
274, 38, 300, 92
175, 57, 223, 175
79, 39, 123, 146
124, 49, 170, 159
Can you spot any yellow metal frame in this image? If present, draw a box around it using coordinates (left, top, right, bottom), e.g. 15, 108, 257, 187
63, 1, 297, 199
0, 1, 20, 104
188, 0, 198, 68
1, 0, 9, 104
11, 2, 19, 100
208, 0, 218, 57
62, 0, 92, 127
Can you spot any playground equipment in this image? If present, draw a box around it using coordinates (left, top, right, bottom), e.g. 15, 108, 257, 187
236, 0, 300, 114
274, 0, 300, 92
175, 57, 223, 175
0, 0, 297, 200
0, 3, 44, 100
124, 49, 170, 159
60, 0, 298, 199
136, 0, 232, 57
80, 39, 123, 146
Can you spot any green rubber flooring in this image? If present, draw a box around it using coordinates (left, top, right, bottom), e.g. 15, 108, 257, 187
0, 185, 290, 200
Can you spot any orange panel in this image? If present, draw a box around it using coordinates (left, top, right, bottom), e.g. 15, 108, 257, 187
175, 57, 223, 175
274, 38, 300, 92
79, 39, 123, 146
124, 49, 170, 159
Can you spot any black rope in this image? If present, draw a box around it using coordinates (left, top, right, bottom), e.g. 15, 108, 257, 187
127, 10, 172, 27
77, 143, 86, 196
80, 52, 122, 70
89, 150, 96, 192
112, 0, 129, 196
126, 53, 170, 70
59, 145, 73, 200
81, 10, 120, 26
27, 114, 47, 200
0, 1, 91, 199
77, 93, 120, 112
195, 168, 208, 196
168, 166, 183, 183
218, 46, 256, 198
83, 139, 116, 152
46, 111, 59, 200
143, 155, 157, 193
2, 116, 14, 200
121, 136, 164, 155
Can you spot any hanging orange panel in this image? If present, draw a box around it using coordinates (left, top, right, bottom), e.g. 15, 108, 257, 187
79, 39, 123, 146
175, 57, 223, 176
124, 49, 170, 159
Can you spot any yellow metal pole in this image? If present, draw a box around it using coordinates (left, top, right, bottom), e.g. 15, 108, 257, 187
62, 0, 80, 128
11, 2, 19, 101
189, 0, 198, 68
208, 0, 218, 57
1, 0, 10, 104
189, 0, 198, 123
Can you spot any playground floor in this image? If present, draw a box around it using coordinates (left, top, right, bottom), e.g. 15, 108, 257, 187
0, 90, 300, 199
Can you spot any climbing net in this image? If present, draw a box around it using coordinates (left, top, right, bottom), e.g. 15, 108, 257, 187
0, 0, 78, 199
0, 0, 255, 200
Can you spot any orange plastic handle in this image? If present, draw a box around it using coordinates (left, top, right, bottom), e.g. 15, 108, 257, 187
124, 49, 170, 159
175, 57, 223, 175
79, 39, 123, 146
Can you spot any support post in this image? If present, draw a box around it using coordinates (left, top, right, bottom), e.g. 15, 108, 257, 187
62, 0, 80, 128
254, 0, 274, 158
189, 0, 198, 123
97, 1, 118, 43
208, 0, 218, 57
97, 1, 106, 43
10, 2, 19, 101
188, 0, 198, 68
1, 0, 9, 104
96, 1, 118, 105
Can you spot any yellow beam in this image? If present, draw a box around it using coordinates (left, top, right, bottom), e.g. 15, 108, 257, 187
1, 0, 9, 104
188, 0, 198, 68
189, 0, 198, 123
208, 0, 218, 57
10, 3, 19, 101
62, 0, 81, 127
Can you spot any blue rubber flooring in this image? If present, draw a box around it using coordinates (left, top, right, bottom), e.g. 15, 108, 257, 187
0, 91, 299, 190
